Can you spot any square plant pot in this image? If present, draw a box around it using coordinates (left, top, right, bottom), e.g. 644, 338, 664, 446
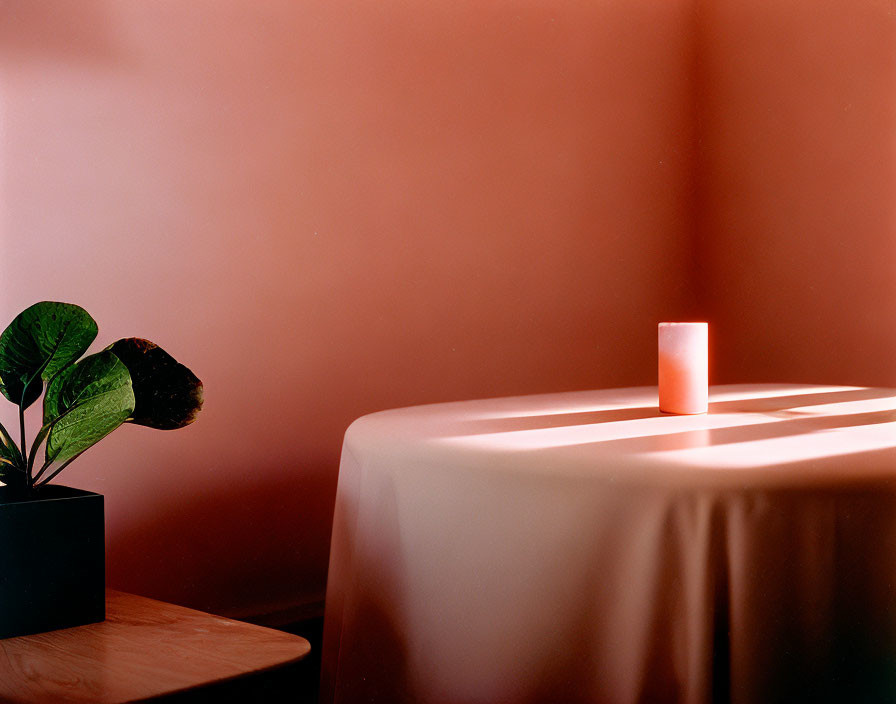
0, 484, 104, 638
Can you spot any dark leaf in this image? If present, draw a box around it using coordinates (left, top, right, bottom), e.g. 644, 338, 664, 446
105, 338, 203, 430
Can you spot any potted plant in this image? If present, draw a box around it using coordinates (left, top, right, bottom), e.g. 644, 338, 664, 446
0, 301, 202, 638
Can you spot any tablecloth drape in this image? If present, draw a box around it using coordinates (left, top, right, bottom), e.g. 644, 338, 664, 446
321, 384, 896, 704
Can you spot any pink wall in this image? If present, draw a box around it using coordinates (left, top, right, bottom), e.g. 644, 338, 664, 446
696, 0, 896, 386
7, 0, 887, 623
0, 1, 696, 618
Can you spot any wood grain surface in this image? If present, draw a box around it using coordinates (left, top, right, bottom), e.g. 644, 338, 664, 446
0, 590, 311, 703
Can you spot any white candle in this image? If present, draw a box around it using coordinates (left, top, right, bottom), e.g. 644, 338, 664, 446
658, 322, 708, 414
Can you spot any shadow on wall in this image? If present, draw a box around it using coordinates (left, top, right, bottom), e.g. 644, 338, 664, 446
0, 2, 117, 62
105, 463, 336, 619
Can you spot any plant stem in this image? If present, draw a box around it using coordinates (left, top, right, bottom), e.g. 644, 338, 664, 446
26, 400, 88, 478
26, 425, 51, 479
15, 328, 70, 484
18, 406, 27, 479
31, 453, 56, 485
34, 450, 85, 488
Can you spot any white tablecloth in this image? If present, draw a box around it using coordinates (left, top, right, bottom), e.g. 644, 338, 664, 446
321, 384, 896, 703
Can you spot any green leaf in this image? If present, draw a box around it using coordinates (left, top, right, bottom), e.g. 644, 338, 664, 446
0, 302, 98, 410
0, 437, 19, 471
105, 338, 203, 430
0, 421, 22, 483
43, 351, 135, 465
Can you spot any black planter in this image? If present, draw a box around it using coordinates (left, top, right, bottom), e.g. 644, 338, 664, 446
0, 484, 104, 638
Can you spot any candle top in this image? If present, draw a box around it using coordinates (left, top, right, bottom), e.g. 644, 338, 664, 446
659, 322, 708, 327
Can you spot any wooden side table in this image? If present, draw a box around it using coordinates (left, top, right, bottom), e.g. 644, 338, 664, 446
0, 590, 311, 703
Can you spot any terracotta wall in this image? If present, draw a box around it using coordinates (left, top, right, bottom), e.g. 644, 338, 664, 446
695, 0, 896, 386
0, 1, 696, 618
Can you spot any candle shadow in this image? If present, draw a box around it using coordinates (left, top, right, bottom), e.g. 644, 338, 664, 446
585, 408, 896, 455
448, 406, 664, 435
707, 388, 894, 414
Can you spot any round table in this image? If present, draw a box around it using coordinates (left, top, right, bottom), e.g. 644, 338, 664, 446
320, 384, 896, 704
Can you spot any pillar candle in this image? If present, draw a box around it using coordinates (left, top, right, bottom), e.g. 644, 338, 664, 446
658, 322, 708, 414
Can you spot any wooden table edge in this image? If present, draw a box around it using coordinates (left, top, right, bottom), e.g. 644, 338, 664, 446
0, 589, 312, 703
